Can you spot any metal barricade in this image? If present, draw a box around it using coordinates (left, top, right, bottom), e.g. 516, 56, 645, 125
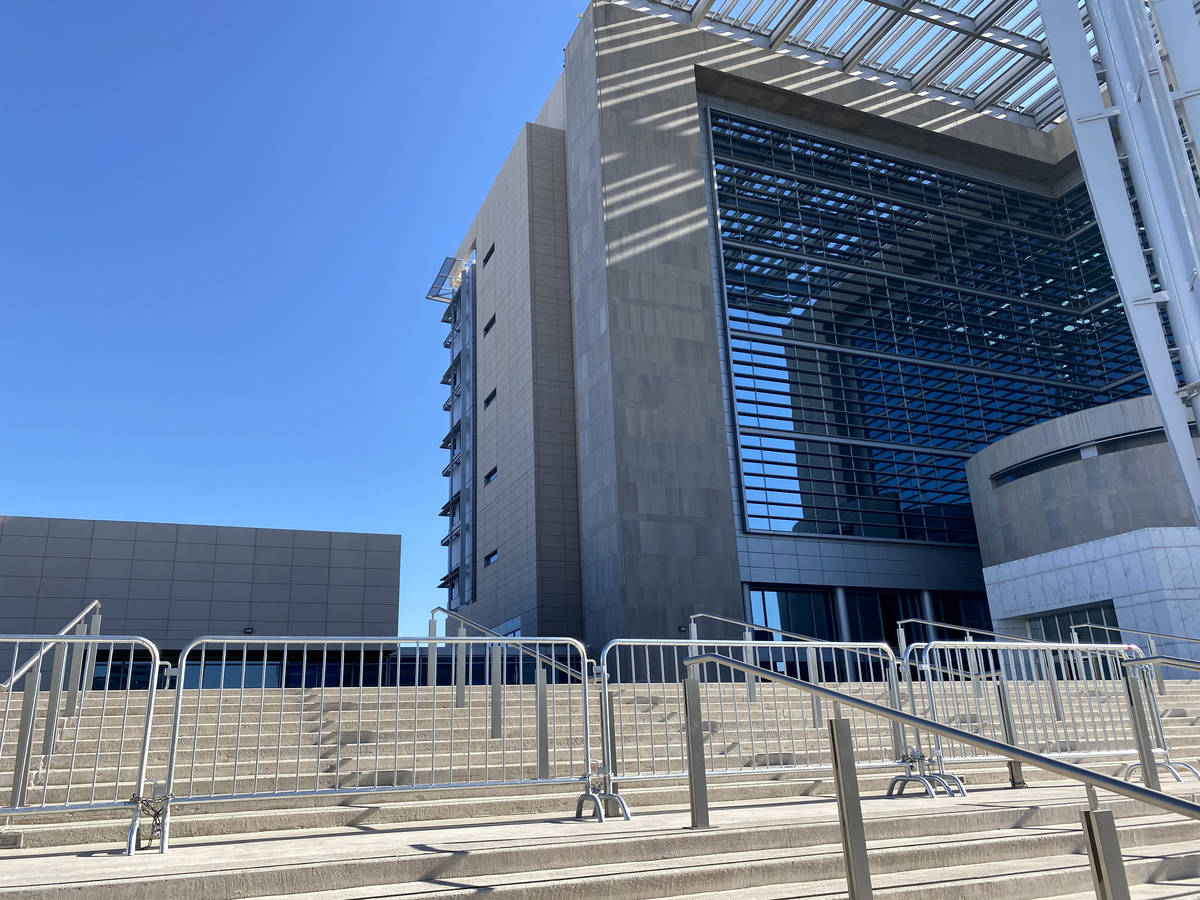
161, 635, 597, 851
597, 639, 905, 793
0, 634, 161, 855
907, 639, 1160, 770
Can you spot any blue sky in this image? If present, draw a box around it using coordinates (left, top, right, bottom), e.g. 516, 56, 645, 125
0, 1, 582, 635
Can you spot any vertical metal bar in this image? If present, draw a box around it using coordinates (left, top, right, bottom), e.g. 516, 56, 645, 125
682, 673, 710, 829
454, 625, 467, 709
1124, 668, 1162, 791
742, 628, 755, 702
426, 618, 437, 687
995, 676, 1026, 788
80, 611, 101, 709
807, 646, 822, 727
41, 640, 67, 757
10, 657, 41, 809
830, 717, 874, 900
1081, 807, 1133, 900
65, 620, 87, 718
535, 665, 549, 780
885, 664, 905, 763
490, 643, 503, 739
1148, 638, 1166, 695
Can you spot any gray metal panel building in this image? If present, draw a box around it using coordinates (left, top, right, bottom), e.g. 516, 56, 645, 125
0, 516, 401, 652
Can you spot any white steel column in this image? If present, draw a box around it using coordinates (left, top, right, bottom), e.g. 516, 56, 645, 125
1039, 0, 1200, 524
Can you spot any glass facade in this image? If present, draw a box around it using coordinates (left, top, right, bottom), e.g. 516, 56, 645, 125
709, 111, 1146, 544
1027, 600, 1118, 643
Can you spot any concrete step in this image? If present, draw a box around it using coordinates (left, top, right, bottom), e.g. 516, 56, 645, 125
2, 787, 1194, 900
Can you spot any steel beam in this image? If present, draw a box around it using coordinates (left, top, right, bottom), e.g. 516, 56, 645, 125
1039, 0, 1200, 524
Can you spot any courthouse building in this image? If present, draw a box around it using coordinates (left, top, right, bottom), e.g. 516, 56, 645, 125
428, 0, 1195, 653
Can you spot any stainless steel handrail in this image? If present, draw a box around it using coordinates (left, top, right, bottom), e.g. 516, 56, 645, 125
690, 612, 983, 682
1125, 655, 1200, 673
683, 651, 1200, 822
0, 600, 102, 692
689, 612, 829, 644
430, 606, 592, 682
1073, 622, 1200, 648
896, 617, 1036, 644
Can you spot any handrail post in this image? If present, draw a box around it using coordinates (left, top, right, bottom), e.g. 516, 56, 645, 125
830, 717, 874, 899
896, 624, 907, 659
1124, 666, 1162, 791
454, 625, 467, 708
425, 618, 437, 687
41, 640, 67, 757
535, 665, 549, 780
885, 664, 905, 763
1147, 637, 1166, 695
490, 643, 504, 739
965, 634, 983, 700
80, 609, 101, 706
995, 676, 1026, 788
682, 672, 710, 829
65, 619, 87, 718
11, 658, 41, 809
1046, 647, 1065, 722
807, 646, 822, 727
742, 628, 755, 702
1082, 798, 1132, 900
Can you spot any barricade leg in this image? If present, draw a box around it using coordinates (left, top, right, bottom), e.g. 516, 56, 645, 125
1124, 670, 1162, 791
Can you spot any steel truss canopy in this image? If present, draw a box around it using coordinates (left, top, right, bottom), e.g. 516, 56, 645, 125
620, 0, 1198, 130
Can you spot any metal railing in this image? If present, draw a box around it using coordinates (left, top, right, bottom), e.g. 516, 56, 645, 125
901, 639, 1198, 786
1073, 623, 1200, 695
160, 634, 602, 852
681, 651, 1200, 900
430, 606, 592, 683
895, 617, 1035, 652
0, 600, 102, 693
0, 634, 161, 856
597, 638, 908, 798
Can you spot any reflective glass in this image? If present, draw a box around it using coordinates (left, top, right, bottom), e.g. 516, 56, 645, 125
711, 111, 1145, 544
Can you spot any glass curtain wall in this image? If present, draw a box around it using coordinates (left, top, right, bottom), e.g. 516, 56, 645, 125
709, 111, 1145, 545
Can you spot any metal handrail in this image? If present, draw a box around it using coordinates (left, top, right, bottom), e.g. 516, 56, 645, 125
0, 600, 102, 692
689, 612, 901, 669
896, 617, 1036, 644
1073, 622, 1200, 648
1125, 655, 1200, 673
429, 607, 592, 683
683, 651, 1200, 822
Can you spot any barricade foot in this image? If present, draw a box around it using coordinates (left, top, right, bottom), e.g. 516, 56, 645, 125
130, 793, 170, 853
1127, 760, 1200, 783
576, 790, 630, 822
887, 774, 936, 798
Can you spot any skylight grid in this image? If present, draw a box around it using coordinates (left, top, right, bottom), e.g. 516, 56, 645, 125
627, 0, 1198, 128
872, 23, 959, 77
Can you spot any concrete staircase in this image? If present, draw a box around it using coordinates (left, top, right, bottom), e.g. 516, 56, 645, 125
1, 679, 1199, 898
